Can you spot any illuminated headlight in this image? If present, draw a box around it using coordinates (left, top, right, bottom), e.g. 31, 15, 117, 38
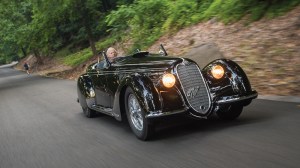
162, 73, 176, 88
211, 65, 224, 79
89, 88, 95, 97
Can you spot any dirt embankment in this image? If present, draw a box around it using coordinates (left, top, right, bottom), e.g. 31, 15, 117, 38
16, 6, 300, 96
150, 5, 300, 96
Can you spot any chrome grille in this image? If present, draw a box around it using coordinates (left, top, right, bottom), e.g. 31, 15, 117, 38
176, 62, 211, 114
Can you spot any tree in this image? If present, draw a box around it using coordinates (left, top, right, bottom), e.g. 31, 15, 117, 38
0, 0, 32, 63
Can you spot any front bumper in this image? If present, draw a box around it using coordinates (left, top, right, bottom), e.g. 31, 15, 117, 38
145, 90, 258, 119
216, 90, 258, 104
145, 108, 187, 118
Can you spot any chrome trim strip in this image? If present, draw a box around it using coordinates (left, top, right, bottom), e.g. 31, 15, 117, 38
87, 68, 167, 75
216, 92, 258, 104
175, 61, 212, 114
145, 108, 187, 118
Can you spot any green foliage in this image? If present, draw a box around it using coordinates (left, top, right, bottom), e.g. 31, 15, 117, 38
264, 0, 300, 18
1, 0, 299, 66
62, 35, 120, 66
95, 35, 121, 51
106, 5, 135, 34
126, 0, 168, 51
105, 0, 299, 54
106, 0, 169, 52
54, 44, 73, 58
0, 0, 32, 62
63, 49, 93, 66
202, 0, 300, 23
202, 0, 247, 23
249, 2, 269, 21
163, 0, 201, 31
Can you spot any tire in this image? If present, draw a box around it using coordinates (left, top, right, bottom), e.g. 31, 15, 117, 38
125, 87, 154, 140
243, 99, 252, 106
82, 105, 96, 118
216, 104, 243, 120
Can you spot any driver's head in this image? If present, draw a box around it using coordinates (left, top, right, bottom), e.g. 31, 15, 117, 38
106, 47, 118, 62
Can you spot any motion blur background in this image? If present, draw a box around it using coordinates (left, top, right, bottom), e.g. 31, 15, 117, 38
1, 0, 299, 95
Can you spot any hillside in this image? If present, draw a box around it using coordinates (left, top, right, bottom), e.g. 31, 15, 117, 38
15, 5, 300, 96
149, 5, 300, 96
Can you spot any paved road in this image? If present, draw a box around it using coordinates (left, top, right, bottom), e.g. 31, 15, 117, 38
1, 67, 299, 168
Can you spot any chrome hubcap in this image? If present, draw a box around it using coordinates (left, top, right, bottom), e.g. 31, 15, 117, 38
128, 94, 143, 131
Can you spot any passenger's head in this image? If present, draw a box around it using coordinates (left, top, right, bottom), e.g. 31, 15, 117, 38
106, 47, 118, 62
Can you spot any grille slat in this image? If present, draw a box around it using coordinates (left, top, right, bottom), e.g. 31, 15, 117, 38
177, 63, 211, 114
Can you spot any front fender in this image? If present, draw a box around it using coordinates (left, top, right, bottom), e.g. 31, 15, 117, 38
113, 73, 162, 121
77, 74, 94, 108
203, 59, 257, 104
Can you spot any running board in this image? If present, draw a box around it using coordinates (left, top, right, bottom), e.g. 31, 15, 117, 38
91, 104, 114, 116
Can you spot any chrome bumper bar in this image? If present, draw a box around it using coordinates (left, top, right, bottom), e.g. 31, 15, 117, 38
216, 92, 258, 104
146, 91, 258, 118
145, 108, 187, 118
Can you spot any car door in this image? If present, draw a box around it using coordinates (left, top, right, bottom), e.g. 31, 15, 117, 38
89, 62, 111, 108
102, 64, 120, 108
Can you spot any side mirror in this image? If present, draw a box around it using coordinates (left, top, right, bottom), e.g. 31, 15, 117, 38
159, 44, 168, 56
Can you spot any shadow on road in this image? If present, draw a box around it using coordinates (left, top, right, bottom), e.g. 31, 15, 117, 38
76, 101, 278, 141
151, 99, 298, 141
151, 113, 268, 141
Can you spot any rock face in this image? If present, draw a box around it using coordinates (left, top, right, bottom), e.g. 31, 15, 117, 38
184, 43, 224, 68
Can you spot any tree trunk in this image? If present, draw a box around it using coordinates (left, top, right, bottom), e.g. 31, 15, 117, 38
83, 14, 97, 56
21, 47, 27, 58
33, 49, 43, 65
78, 0, 97, 56
86, 26, 97, 56
101, 0, 109, 12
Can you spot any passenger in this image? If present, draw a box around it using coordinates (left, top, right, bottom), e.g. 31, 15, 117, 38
106, 47, 118, 62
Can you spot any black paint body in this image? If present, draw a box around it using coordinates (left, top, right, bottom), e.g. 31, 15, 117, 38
77, 52, 257, 121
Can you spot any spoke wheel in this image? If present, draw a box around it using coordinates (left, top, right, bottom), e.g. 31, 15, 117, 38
125, 87, 154, 140
128, 94, 143, 131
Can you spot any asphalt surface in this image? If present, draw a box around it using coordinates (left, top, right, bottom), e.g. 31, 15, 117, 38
1, 67, 300, 168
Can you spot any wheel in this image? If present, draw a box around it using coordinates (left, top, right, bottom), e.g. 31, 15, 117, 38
216, 104, 243, 120
125, 87, 154, 140
82, 106, 96, 118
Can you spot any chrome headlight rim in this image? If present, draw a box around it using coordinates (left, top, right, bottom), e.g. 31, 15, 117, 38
211, 64, 225, 79
162, 73, 176, 88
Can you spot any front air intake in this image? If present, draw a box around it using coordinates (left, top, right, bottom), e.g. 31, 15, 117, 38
176, 62, 211, 114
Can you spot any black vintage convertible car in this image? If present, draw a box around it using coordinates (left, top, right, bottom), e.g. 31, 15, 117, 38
77, 45, 257, 140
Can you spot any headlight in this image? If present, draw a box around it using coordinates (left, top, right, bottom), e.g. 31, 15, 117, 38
162, 73, 176, 88
211, 65, 224, 79
89, 88, 95, 97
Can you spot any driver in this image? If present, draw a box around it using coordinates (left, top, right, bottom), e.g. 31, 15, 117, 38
106, 47, 118, 62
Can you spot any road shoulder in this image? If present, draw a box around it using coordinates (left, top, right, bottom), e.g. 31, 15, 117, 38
258, 95, 300, 103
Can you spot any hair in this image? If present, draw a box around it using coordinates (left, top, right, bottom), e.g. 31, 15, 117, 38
106, 47, 117, 55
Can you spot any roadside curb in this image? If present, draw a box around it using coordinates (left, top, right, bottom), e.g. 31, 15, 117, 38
258, 95, 300, 103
